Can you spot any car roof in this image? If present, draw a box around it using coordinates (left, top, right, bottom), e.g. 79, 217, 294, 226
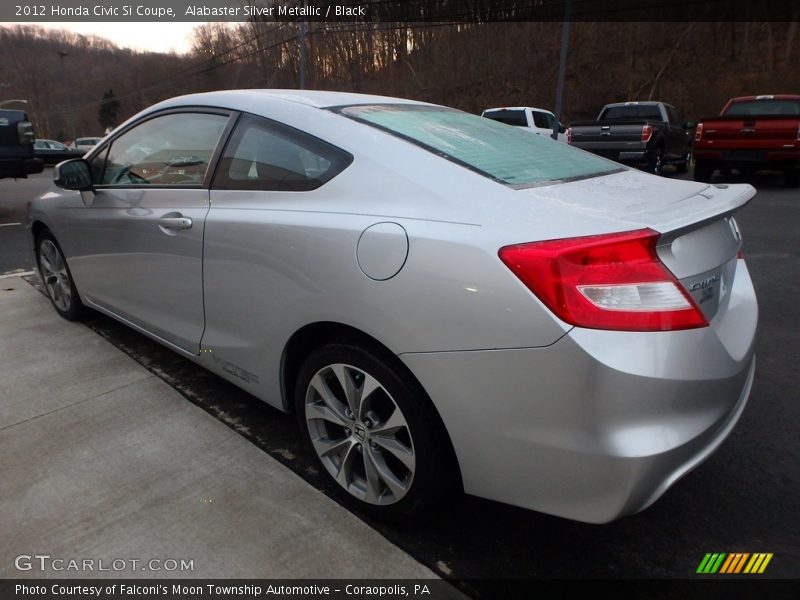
153, 89, 432, 111
603, 101, 665, 107
729, 94, 800, 102
483, 107, 551, 113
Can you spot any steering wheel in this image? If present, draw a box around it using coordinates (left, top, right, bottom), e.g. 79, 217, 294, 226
110, 165, 149, 185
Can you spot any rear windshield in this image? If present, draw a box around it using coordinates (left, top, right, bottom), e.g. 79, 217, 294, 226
338, 104, 621, 187
601, 105, 663, 120
482, 109, 528, 127
725, 99, 800, 116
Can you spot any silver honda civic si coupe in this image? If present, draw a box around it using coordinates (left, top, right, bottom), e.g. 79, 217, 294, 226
28, 90, 757, 523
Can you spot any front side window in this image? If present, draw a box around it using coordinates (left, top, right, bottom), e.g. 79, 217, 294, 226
213, 113, 352, 192
666, 106, 681, 125
99, 112, 228, 186
340, 104, 621, 187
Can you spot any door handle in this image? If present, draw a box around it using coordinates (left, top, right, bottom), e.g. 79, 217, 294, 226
158, 216, 193, 230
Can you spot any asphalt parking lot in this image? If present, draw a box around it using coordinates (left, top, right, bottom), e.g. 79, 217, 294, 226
1, 169, 798, 592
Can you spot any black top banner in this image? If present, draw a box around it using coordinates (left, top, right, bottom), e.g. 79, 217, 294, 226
3, 0, 799, 23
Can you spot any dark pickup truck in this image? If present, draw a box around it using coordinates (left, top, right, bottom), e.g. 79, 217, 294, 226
567, 101, 693, 176
0, 110, 44, 179
693, 95, 800, 187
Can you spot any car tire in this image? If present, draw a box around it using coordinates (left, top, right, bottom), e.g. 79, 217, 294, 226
676, 148, 692, 174
693, 161, 713, 183
648, 149, 665, 176
36, 231, 87, 321
294, 341, 456, 519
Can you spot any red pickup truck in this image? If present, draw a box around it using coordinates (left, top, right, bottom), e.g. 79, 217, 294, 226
694, 95, 800, 186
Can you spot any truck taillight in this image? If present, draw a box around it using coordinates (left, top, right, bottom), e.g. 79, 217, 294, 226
17, 121, 34, 145
566, 127, 572, 143
695, 123, 703, 142
498, 229, 708, 332
641, 125, 653, 143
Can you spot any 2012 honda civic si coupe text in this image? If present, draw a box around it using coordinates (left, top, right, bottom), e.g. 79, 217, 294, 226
28, 90, 757, 523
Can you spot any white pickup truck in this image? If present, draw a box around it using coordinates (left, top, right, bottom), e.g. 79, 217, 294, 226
481, 106, 567, 142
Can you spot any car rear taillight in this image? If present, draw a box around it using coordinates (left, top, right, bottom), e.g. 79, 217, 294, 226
566, 127, 572, 143
641, 124, 653, 143
498, 229, 708, 332
695, 123, 703, 142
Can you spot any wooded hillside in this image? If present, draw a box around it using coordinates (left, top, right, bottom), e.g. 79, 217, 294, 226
1, 20, 797, 140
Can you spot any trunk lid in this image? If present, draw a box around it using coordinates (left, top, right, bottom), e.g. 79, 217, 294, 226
514, 170, 754, 321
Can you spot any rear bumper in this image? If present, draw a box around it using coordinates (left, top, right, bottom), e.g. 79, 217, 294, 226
401, 259, 757, 523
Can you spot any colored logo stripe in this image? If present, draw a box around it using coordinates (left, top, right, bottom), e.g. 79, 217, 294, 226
744, 553, 773, 574
719, 553, 749, 573
697, 552, 773, 574
697, 553, 726, 574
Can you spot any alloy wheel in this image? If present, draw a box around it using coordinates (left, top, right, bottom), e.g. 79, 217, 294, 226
38, 239, 72, 312
304, 363, 415, 505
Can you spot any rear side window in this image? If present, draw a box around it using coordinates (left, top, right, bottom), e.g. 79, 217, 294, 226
482, 109, 528, 127
725, 100, 800, 116
601, 105, 664, 121
213, 113, 352, 191
340, 104, 620, 187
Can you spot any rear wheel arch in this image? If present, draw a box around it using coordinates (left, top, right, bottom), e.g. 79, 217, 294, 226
281, 321, 463, 488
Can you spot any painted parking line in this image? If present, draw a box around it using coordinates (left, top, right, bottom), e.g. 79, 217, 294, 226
0, 271, 34, 279
0, 223, 22, 227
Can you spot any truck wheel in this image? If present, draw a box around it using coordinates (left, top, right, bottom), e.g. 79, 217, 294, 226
676, 149, 692, 174
693, 161, 713, 183
784, 169, 800, 188
648, 150, 664, 176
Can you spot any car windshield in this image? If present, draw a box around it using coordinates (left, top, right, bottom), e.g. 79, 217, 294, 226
725, 99, 800, 116
338, 104, 620, 187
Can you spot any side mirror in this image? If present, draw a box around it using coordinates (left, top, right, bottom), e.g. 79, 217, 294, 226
558, 123, 567, 134
54, 158, 93, 191
683, 121, 696, 129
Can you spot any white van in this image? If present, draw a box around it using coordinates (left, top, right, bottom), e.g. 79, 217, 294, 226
481, 107, 567, 142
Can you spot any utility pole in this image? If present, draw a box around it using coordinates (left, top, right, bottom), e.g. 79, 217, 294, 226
552, 0, 572, 140
58, 50, 72, 142
298, 2, 307, 89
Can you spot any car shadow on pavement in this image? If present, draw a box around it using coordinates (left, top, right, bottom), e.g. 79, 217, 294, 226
21, 274, 798, 591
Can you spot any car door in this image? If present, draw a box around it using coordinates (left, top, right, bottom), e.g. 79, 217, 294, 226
202, 112, 353, 402
64, 109, 232, 355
